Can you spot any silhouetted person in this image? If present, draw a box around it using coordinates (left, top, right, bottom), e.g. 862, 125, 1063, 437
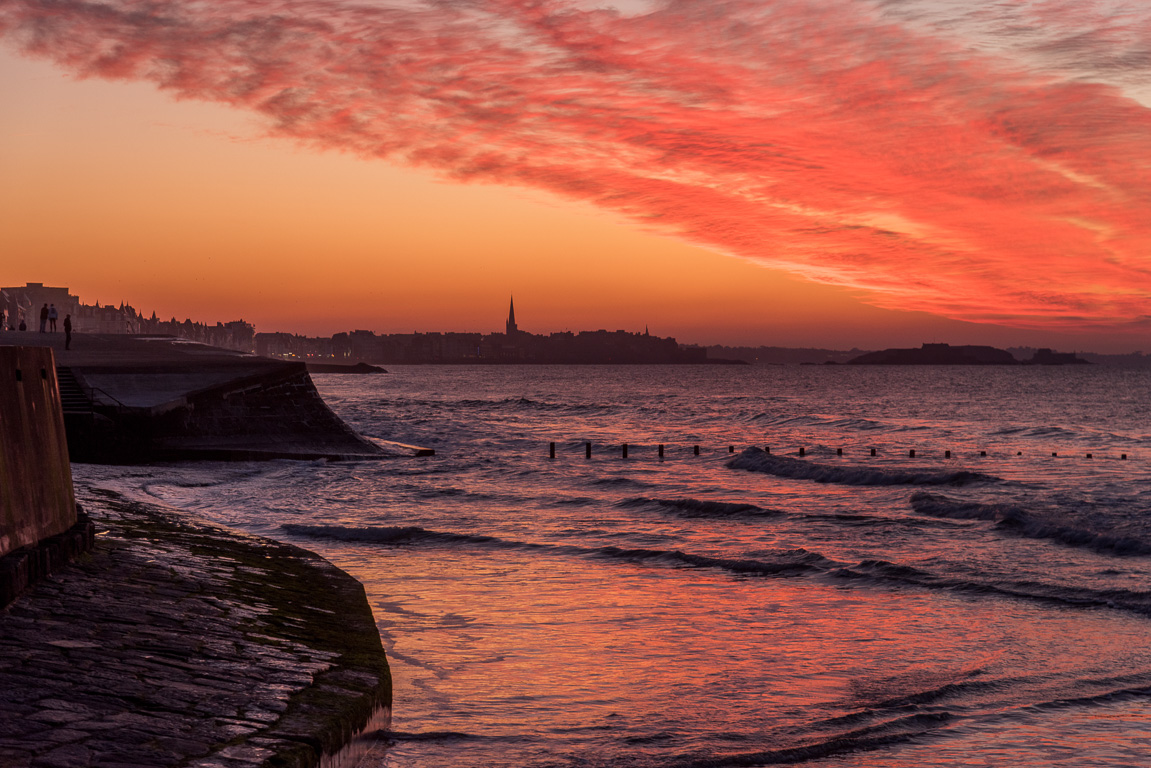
39, 303, 48, 333
64, 314, 72, 350
18, 319, 26, 331
48, 304, 58, 332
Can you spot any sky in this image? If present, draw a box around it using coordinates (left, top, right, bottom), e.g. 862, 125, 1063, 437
1, 0, 1150, 352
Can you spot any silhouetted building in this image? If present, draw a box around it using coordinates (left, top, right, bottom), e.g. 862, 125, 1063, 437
1, 283, 80, 331
2, 281, 254, 351
506, 296, 518, 337
261, 299, 714, 365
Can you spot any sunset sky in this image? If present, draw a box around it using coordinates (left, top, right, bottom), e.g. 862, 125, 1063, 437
2, 0, 1150, 351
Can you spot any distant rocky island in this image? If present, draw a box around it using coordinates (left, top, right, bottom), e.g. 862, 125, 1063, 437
845, 343, 1089, 366
1021, 348, 1091, 366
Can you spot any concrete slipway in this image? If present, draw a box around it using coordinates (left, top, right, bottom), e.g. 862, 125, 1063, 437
0, 332, 430, 463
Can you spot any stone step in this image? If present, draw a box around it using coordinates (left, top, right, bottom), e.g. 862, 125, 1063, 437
55, 366, 93, 414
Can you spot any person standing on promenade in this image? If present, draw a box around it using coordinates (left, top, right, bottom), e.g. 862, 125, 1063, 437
64, 314, 72, 350
48, 304, 58, 332
39, 303, 48, 332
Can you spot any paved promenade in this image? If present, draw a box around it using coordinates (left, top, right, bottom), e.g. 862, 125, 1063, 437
0, 490, 391, 767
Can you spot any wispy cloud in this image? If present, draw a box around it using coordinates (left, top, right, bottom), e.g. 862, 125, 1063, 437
3, 0, 1150, 327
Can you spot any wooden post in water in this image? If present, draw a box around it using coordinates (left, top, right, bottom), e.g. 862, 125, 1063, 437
729, 445, 734, 453
1052, 452, 1058, 457
799, 447, 805, 457
694, 445, 700, 456
658, 444, 664, 458
837, 448, 843, 456
945, 450, 951, 458
980, 450, 987, 457
549, 442, 555, 459
1122, 454, 1128, 460
909, 449, 916, 458
622, 443, 628, 459
1086, 453, 1093, 459
586, 442, 592, 459
870, 448, 876, 456
765, 446, 771, 454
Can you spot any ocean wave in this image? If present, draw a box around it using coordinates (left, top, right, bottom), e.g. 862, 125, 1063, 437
908, 491, 1018, 521
675, 712, 950, 768
811, 668, 989, 730
588, 545, 835, 577
617, 497, 781, 518
376, 730, 488, 742
860, 677, 1000, 710
729, 448, 998, 486
284, 522, 1151, 616
802, 512, 971, 530
748, 413, 900, 432
591, 477, 653, 488
1026, 681, 1151, 712
910, 492, 1151, 556
450, 396, 625, 417
990, 423, 1143, 446
283, 522, 835, 577
998, 515, 1151, 557
749, 413, 832, 427
834, 559, 1151, 616
282, 523, 502, 547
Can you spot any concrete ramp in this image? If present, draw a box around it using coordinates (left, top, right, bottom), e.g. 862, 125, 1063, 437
0, 333, 427, 463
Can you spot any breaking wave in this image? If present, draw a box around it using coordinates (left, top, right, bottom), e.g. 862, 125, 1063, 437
834, 559, 1151, 616
728, 448, 997, 486
283, 523, 835, 577
617, 497, 781, 519
910, 492, 1151, 556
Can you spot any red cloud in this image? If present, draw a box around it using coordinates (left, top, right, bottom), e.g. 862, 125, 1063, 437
3, 0, 1150, 328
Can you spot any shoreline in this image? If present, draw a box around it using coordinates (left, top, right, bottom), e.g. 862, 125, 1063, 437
0, 487, 391, 767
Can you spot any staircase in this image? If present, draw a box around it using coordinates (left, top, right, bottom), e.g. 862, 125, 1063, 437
56, 367, 93, 415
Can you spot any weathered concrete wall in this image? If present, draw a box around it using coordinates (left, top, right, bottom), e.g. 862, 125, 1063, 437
65, 364, 388, 462
149, 363, 386, 460
0, 346, 77, 556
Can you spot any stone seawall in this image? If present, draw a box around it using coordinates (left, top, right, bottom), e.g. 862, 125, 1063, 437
0, 490, 393, 767
0, 510, 95, 609
0, 346, 77, 556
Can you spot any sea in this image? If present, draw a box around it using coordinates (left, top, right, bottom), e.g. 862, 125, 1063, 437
74, 364, 1151, 767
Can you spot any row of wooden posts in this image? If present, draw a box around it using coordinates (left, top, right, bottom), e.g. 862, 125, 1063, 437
548, 443, 1128, 460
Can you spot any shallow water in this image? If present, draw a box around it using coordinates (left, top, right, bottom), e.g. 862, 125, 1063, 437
76, 364, 1151, 766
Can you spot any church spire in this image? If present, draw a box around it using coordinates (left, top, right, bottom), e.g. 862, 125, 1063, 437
506, 295, 518, 336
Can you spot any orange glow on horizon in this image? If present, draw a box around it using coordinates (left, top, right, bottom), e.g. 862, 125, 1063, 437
2, 0, 1151, 352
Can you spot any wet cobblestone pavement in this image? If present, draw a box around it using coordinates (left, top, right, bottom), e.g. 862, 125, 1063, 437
0, 490, 391, 768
